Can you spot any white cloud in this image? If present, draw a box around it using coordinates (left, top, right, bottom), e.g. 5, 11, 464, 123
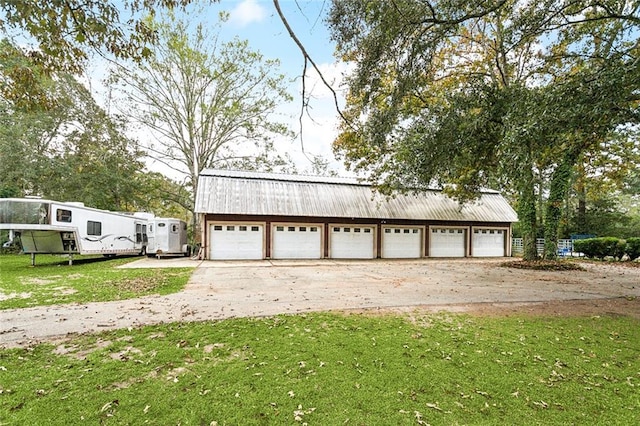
228, 0, 267, 27
303, 61, 354, 102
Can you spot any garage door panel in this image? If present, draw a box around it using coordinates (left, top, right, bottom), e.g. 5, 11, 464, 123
472, 229, 505, 257
209, 224, 263, 260
382, 227, 422, 258
430, 228, 466, 257
330, 226, 375, 259
272, 225, 322, 259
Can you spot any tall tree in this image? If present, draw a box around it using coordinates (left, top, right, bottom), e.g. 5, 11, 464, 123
0, 0, 214, 74
329, 0, 640, 260
110, 11, 293, 233
0, 39, 163, 213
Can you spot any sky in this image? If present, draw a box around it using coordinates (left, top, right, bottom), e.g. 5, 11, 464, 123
215, 0, 350, 173
110, 0, 351, 178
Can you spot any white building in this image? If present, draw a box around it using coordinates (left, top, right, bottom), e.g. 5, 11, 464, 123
195, 169, 518, 260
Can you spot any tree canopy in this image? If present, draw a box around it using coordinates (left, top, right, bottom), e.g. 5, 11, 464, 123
0, 39, 185, 216
329, 0, 640, 259
0, 0, 215, 73
110, 10, 294, 230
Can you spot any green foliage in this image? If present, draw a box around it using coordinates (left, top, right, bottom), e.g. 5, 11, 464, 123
566, 195, 639, 239
0, 40, 188, 216
572, 237, 627, 260
625, 238, 640, 261
329, 0, 640, 265
110, 10, 293, 223
1, 313, 639, 424
0, 254, 191, 309
0, 1, 210, 73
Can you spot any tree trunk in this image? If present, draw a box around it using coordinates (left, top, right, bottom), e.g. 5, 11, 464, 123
518, 168, 539, 261
543, 151, 578, 259
575, 163, 587, 233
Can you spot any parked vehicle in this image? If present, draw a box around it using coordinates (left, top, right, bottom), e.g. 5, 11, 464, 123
0, 198, 185, 264
147, 218, 190, 258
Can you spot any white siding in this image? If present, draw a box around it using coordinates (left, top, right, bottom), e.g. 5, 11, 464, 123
272, 224, 322, 259
330, 225, 375, 259
209, 224, 263, 260
472, 228, 506, 257
381, 226, 423, 258
430, 228, 466, 257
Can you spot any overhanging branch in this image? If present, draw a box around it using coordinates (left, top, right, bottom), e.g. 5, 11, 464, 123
272, 0, 355, 151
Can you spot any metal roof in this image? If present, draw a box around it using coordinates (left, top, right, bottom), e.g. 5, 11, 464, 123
195, 169, 518, 223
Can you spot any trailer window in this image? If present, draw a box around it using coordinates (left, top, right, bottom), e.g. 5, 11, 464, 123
171, 224, 179, 233
87, 221, 102, 236
57, 209, 72, 223
0, 200, 50, 224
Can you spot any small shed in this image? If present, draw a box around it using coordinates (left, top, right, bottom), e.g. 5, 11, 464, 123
195, 169, 518, 260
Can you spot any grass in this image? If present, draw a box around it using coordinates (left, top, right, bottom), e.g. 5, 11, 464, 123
0, 254, 192, 309
1, 312, 638, 425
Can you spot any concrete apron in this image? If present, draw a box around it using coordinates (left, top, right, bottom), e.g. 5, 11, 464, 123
2, 258, 639, 348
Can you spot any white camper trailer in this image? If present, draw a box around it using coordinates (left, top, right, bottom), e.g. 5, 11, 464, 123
147, 218, 190, 257
0, 198, 151, 264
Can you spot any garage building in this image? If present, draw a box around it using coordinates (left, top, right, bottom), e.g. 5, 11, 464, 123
195, 169, 518, 260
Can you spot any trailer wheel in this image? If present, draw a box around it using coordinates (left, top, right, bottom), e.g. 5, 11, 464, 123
140, 246, 147, 256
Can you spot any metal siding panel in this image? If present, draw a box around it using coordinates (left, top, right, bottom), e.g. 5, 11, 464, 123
195, 171, 518, 223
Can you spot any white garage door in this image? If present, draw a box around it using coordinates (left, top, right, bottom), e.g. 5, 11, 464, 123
472, 228, 505, 257
330, 225, 375, 259
209, 224, 263, 260
272, 224, 322, 259
430, 228, 466, 257
382, 227, 422, 258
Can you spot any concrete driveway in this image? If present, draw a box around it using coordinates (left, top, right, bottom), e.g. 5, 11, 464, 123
1, 258, 639, 348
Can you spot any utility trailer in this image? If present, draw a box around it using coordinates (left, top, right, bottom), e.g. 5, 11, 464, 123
147, 217, 190, 258
0, 198, 152, 265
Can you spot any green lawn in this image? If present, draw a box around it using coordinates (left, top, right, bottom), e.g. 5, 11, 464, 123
0, 254, 192, 309
1, 312, 638, 425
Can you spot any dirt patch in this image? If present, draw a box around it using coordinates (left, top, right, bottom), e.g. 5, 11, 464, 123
23, 277, 61, 286
0, 292, 31, 301
501, 260, 585, 271
461, 297, 640, 318
51, 287, 78, 296
52, 339, 113, 360
355, 297, 640, 319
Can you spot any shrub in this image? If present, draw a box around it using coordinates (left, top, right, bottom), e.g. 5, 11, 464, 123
573, 237, 623, 260
613, 239, 627, 261
626, 237, 640, 261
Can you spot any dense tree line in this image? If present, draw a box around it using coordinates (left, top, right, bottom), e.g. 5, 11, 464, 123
328, 0, 640, 260
0, 39, 190, 219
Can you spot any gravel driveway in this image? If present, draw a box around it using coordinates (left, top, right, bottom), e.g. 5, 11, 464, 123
1, 258, 639, 348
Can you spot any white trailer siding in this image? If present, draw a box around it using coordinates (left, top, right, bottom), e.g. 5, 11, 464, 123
148, 218, 189, 257
0, 199, 149, 256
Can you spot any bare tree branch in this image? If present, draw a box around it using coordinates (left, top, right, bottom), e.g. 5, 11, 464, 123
272, 0, 354, 149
